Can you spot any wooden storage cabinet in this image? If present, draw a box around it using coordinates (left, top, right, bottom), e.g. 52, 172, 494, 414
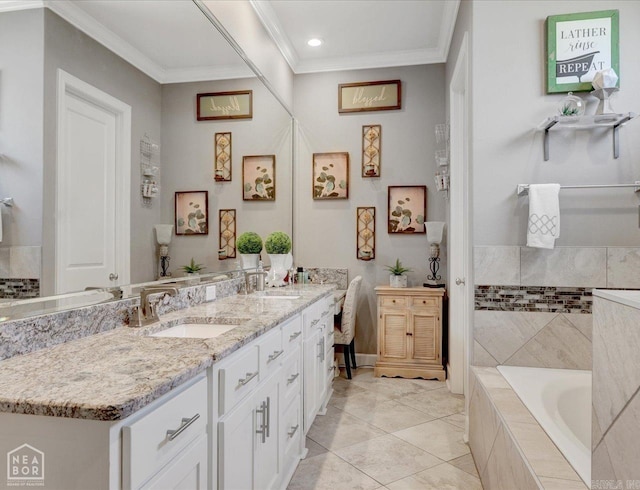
374, 287, 446, 380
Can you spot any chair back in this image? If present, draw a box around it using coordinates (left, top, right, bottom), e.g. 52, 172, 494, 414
338, 275, 362, 344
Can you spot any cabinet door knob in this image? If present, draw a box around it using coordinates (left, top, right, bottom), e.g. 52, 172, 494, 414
406, 332, 413, 336
455, 277, 465, 286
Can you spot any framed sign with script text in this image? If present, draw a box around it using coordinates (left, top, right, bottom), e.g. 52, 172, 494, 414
338, 80, 401, 113
546, 10, 619, 93
197, 90, 253, 120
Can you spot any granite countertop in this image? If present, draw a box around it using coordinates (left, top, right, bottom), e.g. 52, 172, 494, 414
0, 285, 334, 422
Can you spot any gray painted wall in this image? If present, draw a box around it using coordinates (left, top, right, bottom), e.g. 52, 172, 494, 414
0, 9, 44, 248
472, 0, 640, 246
160, 77, 292, 275
42, 9, 162, 293
293, 65, 446, 355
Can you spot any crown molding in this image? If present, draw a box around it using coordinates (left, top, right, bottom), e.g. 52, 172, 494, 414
249, 0, 299, 70
294, 47, 445, 75
162, 64, 255, 84
439, 0, 461, 62
0, 1, 44, 13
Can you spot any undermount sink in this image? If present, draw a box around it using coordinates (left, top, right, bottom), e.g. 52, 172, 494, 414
150, 318, 249, 339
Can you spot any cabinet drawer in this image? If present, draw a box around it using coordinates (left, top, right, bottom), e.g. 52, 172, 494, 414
123, 377, 207, 490
259, 327, 284, 378
380, 296, 407, 308
303, 303, 322, 336
282, 315, 303, 351
282, 349, 302, 403
318, 295, 333, 318
219, 345, 260, 415
410, 297, 438, 309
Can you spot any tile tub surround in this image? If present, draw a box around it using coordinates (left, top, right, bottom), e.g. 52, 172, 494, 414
0, 276, 243, 361
0, 284, 335, 420
592, 292, 640, 487
473, 310, 592, 370
475, 246, 640, 289
475, 286, 592, 313
469, 366, 587, 490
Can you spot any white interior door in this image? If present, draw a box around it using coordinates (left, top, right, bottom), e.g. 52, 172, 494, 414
448, 33, 471, 398
56, 70, 131, 293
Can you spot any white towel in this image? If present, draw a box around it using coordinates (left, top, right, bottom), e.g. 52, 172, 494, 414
527, 184, 560, 249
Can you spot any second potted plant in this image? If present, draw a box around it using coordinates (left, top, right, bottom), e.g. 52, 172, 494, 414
385, 258, 411, 288
264, 231, 292, 287
237, 231, 263, 269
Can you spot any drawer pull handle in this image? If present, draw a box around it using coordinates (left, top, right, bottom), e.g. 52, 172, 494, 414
237, 371, 258, 389
287, 373, 300, 385
166, 413, 200, 441
311, 318, 320, 327
328, 365, 334, 373
392, 299, 396, 303
268, 349, 284, 363
256, 400, 268, 444
287, 424, 299, 438
406, 332, 413, 336
328, 330, 334, 337
321, 310, 330, 317
289, 331, 302, 341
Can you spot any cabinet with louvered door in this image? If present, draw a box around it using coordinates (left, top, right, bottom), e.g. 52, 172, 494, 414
374, 287, 446, 381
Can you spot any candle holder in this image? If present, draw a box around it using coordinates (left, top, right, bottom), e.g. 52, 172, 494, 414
155, 224, 173, 278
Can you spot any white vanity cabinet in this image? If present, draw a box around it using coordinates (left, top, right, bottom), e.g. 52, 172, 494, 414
302, 295, 334, 434
217, 314, 305, 490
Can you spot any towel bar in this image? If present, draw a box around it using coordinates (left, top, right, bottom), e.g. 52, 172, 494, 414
517, 182, 640, 197
0, 198, 13, 207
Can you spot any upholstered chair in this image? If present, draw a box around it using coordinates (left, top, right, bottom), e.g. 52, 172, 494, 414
334, 275, 362, 379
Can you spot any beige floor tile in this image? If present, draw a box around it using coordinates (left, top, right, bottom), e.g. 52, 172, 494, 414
287, 452, 381, 490
386, 462, 483, 490
538, 477, 589, 489
340, 398, 436, 432
333, 377, 370, 397
307, 405, 386, 450
329, 389, 395, 412
440, 412, 466, 429
400, 386, 465, 418
305, 437, 328, 458
393, 419, 470, 461
448, 453, 480, 478
335, 434, 443, 485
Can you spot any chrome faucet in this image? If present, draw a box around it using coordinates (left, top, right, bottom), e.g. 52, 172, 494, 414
244, 270, 268, 294
130, 286, 179, 327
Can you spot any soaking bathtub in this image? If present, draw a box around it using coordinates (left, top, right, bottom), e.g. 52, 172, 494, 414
497, 366, 592, 487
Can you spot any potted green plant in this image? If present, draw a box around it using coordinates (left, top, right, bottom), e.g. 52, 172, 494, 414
385, 258, 412, 288
181, 258, 205, 284
237, 231, 263, 269
264, 231, 293, 287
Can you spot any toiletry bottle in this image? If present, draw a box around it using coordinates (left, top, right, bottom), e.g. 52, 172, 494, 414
297, 267, 304, 284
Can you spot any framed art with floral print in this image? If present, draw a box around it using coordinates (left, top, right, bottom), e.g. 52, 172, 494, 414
313, 152, 349, 200
243, 155, 276, 200
387, 186, 426, 234
175, 191, 208, 235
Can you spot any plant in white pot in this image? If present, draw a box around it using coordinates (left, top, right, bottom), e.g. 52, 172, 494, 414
264, 231, 293, 287
181, 258, 205, 285
237, 232, 263, 270
385, 258, 412, 288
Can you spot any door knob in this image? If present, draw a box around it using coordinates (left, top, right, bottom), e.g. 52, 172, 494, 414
109, 273, 119, 281
455, 277, 465, 286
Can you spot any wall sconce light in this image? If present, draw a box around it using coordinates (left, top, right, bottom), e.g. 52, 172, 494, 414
424, 221, 445, 288
155, 224, 173, 278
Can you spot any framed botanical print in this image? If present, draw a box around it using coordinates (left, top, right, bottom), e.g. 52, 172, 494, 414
387, 186, 426, 234
175, 191, 208, 235
243, 155, 276, 200
313, 152, 349, 199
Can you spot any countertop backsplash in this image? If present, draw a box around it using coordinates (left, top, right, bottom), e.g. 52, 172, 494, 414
0, 276, 244, 361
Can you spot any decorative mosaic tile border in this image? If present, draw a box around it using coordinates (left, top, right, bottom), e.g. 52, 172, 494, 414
475, 285, 592, 313
0, 279, 40, 299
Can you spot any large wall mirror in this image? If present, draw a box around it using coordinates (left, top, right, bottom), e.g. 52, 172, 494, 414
0, 0, 293, 316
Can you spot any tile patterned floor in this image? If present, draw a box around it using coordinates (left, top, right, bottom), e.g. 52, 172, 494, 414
288, 368, 484, 489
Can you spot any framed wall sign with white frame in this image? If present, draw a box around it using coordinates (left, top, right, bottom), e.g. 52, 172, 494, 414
546, 9, 619, 93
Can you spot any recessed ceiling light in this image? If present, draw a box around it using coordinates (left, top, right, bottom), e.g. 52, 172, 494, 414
307, 38, 323, 47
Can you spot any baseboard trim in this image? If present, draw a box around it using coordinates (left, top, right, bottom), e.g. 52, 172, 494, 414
335, 353, 377, 368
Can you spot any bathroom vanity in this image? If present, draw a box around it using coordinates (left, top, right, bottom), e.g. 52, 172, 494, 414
0, 284, 334, 489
